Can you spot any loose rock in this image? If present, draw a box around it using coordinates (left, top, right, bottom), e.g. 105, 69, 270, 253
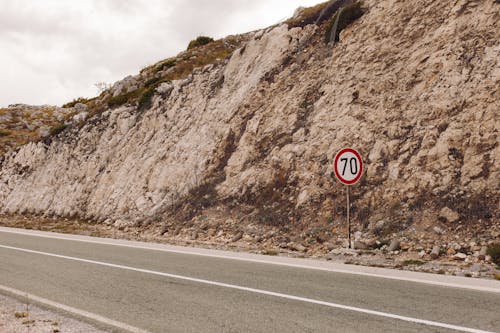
439, 207, 460, 223
453, 253, 467, 261
231, 232, 243, 242
430, 245, 441, 259
388, 239, 400, 252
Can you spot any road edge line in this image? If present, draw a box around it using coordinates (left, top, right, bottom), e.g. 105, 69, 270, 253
0, 283, 151, 333
0, 244, 495, 333
1, 226, 499, 293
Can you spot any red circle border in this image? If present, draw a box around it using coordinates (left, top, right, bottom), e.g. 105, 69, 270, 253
334, 148, 363, 185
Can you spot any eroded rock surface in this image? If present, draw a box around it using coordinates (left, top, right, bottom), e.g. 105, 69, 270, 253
0, 0, 498, 253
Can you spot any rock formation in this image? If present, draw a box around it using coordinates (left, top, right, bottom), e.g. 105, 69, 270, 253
0, 0, 498, 250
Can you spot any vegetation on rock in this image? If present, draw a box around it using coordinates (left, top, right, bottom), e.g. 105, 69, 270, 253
324, 1, 364, 44
187, 36, 214, 50
62, 97, 89, 108
487, 244, 500, 265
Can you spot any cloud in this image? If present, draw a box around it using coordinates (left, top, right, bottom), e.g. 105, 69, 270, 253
0, 0, 324, 107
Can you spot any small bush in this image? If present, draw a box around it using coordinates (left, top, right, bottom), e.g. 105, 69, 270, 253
0, 129, 11, 137
155, 59, 177, 72
403, 260, 425, 266
255, 207, 288, 227
138, 87, 155, 111
107, 89, 143, 109
286, 1, 330, 28
325, 2, 364, 44
187, 36, 214, 50
50, 124, 68, 136
139, 77, 171, 111
62, 97, 88, 108
486, 243, 500, 265
144, 77, 162, 87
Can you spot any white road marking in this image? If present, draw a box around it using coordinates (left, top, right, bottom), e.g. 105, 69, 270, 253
0, 283, 151, 333
1, 227, 498, 293
0, 243, 494, 333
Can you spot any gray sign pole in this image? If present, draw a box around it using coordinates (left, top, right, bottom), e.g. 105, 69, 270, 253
334, 148, 363, 251
347, 186, 351, 249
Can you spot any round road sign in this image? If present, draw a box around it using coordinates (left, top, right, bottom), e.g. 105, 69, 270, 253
333, 148, 363, 185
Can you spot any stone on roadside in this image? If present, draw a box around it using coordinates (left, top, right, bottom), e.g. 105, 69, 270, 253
433, 226, 444, 235
329, 248, 358, 256
453, 253, 467, 261
160, 225, 169, 235
439, 207, 460, 223
478, 246, 487, 260
242, 234, 254, 242
388, 239, 400, 252
430, 245, 441, 259
369, 220, 386, 233
354, 241, 368, 250
231, 232, 243, 242
290, 243, 307, 252
324, 242, 336, 251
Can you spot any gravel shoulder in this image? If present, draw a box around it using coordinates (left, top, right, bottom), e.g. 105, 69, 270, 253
1, 214, 498, 280
0, 293, 108, 333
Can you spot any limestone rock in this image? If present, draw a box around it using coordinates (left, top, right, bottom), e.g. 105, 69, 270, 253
453, 253, 467, 261
0, 0, 497, 246
388, 239, 400, 252
439, 207, 460, 223
430, 245, 441, 259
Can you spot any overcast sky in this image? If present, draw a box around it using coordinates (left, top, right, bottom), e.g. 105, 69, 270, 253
0, 0, 324, 107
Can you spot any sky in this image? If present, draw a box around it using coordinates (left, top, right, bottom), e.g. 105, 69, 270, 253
0, 0, 324, 107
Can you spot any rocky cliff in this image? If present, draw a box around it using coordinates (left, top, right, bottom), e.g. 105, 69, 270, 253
0, 0, 498, 261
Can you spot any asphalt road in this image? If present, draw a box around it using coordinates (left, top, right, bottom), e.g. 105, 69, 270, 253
0, 228, 499, 333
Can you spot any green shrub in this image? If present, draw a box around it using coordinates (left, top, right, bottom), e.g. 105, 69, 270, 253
138, 87, 155, 111
155, 59, 177, 72
325, 1, 364, 44
50, 123, 68, 136
187, 36, 214, 50
107, 89, 143, 109
62, 97, 88, 108
487, 243, 500, 265
144, 77, 162, 87
0, 129, 11, 137
139, 77, 171, 111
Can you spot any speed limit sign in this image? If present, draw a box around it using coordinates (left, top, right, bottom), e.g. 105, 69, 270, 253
334, 148, 363, 185
333, 148, 363, 249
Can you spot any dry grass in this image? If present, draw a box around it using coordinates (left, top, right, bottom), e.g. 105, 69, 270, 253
285, 1, 330, 28
0, 106, 75, 155
103, 37, 243, 111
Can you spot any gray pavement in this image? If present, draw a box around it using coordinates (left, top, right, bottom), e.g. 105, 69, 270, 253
0, 229, 499, 333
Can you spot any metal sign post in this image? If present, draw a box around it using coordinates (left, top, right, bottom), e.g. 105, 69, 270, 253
333, 148, 363, 249
347, 185, 350, 249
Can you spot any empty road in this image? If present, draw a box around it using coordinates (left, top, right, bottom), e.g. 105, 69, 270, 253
0, 227, 499, 333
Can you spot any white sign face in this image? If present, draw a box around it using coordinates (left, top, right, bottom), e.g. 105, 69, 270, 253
334, 148, 363, 185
